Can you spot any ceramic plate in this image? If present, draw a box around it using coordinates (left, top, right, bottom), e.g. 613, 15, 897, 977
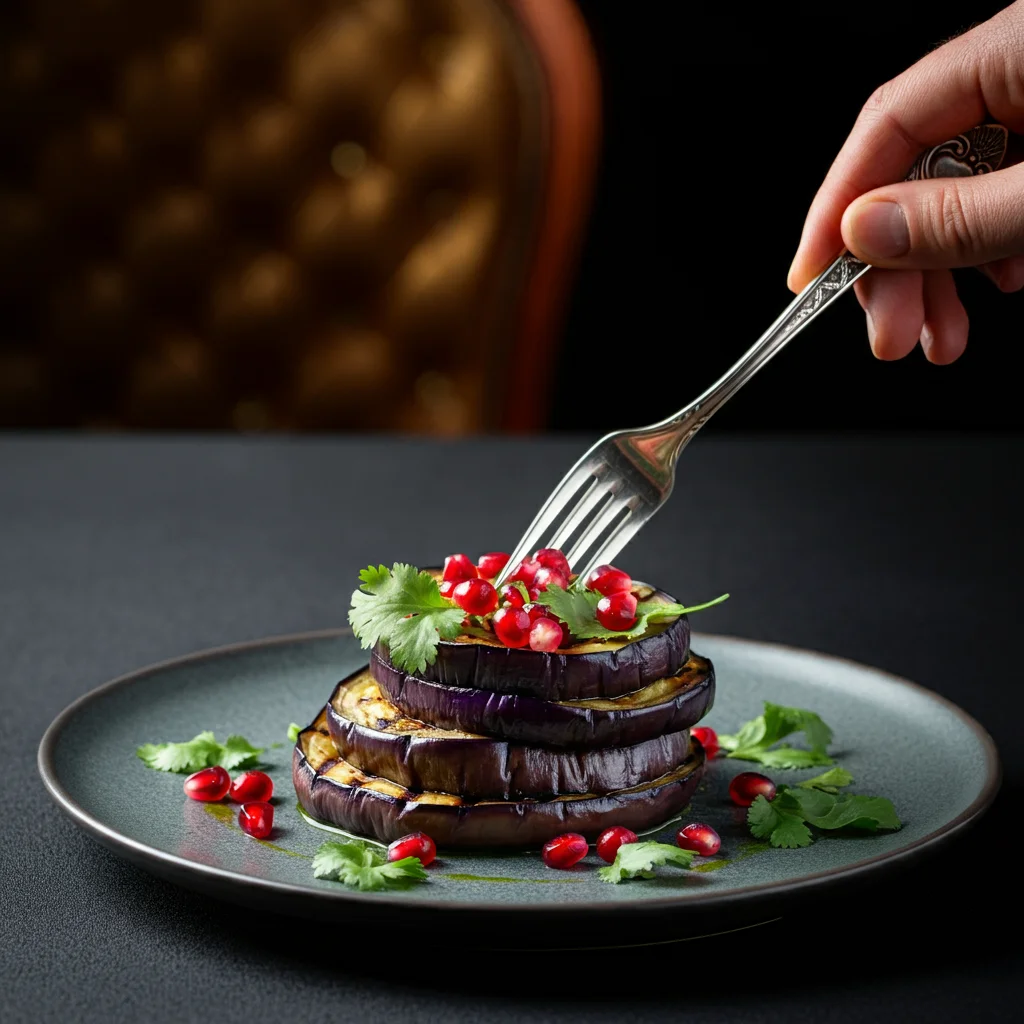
38, 631, 999, 947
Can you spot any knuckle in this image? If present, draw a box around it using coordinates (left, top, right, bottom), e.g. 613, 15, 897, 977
921, 184, 980, 261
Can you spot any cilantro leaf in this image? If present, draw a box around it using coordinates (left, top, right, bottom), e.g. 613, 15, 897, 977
136, 731, 223, 773
312, 840, 428, 891
535, 586, 729, 641
220, 735, 264, 770
719, 702, 834, 767
747, 795, 815, 848
597, 842, 696, 883
804, 794, 902, 832
348, 563, 465, 674
287, 722, 302, 744
798, 766, 854, 793
136, 731, 264, 773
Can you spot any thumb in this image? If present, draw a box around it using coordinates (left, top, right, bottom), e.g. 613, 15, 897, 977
841, 162, 1024, 270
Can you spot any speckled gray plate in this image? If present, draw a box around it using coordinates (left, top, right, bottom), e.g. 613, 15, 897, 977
38, 631, 999, 947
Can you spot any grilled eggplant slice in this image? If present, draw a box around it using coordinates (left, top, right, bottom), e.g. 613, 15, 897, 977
371, 650, 715, 750
293, 713, 705, 848
325, 666, 691, 799
379, 579, 690, 701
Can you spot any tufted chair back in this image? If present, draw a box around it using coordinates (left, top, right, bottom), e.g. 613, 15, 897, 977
0, 0, 599, 432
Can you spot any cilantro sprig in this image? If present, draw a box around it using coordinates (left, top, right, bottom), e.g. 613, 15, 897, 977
287, 722, 302, 744
349, 563, 465, 674
718, 702, 834, 768
534, 586, 729, 641
748, 769, 901, 848
312, 839, 429, 891
598, 842, 696, 883
136, 731, 264, 773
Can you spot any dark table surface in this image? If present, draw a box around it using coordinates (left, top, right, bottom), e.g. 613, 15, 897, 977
2, 434, 1022, 1023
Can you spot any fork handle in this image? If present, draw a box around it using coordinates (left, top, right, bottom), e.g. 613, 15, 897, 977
649, 123, 1011, 464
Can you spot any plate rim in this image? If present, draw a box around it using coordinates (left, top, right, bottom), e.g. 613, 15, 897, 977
37, 628, 1002, 915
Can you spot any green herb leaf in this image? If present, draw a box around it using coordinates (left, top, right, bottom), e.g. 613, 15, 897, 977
136, 731, 264, 773
511, 581, 531, 604
287, 722, 302, 744
348, 563, 465, 674
535, 586, 729, 641
719, 702, 834, 767
597, 841, 696, 883
312, 840, 428, 891
797, 766, 854, 793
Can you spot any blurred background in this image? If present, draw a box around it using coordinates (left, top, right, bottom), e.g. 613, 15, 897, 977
1, 0, 1020, 434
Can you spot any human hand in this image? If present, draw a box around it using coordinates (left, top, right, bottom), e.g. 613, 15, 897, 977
787, 2, 1024, 364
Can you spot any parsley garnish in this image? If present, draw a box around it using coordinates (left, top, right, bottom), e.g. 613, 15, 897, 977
136, 731, 264, 773
312, 840, 429, 891
287, 722, 302, 744
534, 586, 729, 640
597, 841, 697, 883
717, 702, 834, 768
747, 771, 901, 848
348, 563, 465, 674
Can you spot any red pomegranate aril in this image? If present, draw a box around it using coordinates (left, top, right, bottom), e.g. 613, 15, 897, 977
676, 822, 722, 857
492, 606, 531, 648
729, 772, 777, 807
691, 726, 720, 760
442, 553, 478, 583
452, 578, 498, 616
183, 765, 231, 802
596, 591, 638, 631
476, 552, 510, 579
585, 564, 633, 596
529, 617, 563, 652
533, 547, 571, 578
439, 579, 456, 599
533, 565, 569, 592
238, 801, 274, 839
500, 583, 526, 609
508, 558, 540, 586
596, 825, 638, 863
542, 832, 588, 869
229, 770, 273, 804
523, 602, 547, 623
387, 831, 436, 866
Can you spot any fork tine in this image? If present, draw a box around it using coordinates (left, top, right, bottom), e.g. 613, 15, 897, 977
494, 463, 601, 588
546, 474, 612, 551
573, 506, 647, 586
565, 492, 631, 571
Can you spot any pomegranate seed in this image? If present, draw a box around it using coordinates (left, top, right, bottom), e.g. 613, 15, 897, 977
585, 564, 633, 596
542, 832, 588, 869
476, 552, 509, 579
508, 558, 540, 586
183, 765, 231, 802
442, 553, 477, 583
533, 566, 569, 592
691, 726, 720, 759
452, 578, 498, 616
676, 822, 721, 856
387, 832, 436, 866
500, 583, 527, 609
238, 801, 274, 839
596, 591, 638, 631
523, 602, 548, 623
229, 770, 273, 804
492, 606, 531, 648
596, 825, 638, 863
729, 771, 777, 807
439, 579, 456, 599
533, 548, 570, 578
529, 617, 563, 652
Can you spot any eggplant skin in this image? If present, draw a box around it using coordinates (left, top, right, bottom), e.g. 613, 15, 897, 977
325, 667, 692, 799
372, 651, 716, 750
293, 723, 706, 849
377, 583, 690, 701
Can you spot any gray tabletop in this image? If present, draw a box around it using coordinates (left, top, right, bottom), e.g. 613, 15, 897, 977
2, 434, 1021, 1023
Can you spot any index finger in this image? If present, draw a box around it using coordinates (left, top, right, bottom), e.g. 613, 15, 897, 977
786, 3, 1024, 292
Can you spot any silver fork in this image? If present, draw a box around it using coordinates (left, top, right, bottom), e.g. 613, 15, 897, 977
495, 122, 1010, 590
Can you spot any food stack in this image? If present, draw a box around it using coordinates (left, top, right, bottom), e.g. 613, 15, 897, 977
293, 560, 716, 848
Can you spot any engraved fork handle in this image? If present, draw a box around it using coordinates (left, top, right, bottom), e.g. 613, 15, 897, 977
618, 124, 1011, 486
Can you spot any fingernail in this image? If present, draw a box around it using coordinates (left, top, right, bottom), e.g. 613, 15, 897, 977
865, 310, 877, 349
920, 323, 934, 357
850, 200, 910, 260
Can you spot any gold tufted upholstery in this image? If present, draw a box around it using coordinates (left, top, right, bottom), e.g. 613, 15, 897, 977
0, 0, 599, 432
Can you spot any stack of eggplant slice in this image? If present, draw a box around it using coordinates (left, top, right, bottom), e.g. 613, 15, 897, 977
293, 584, 715, 848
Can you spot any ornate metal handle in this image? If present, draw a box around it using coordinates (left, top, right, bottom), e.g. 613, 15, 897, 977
644, 123, 1011, 465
